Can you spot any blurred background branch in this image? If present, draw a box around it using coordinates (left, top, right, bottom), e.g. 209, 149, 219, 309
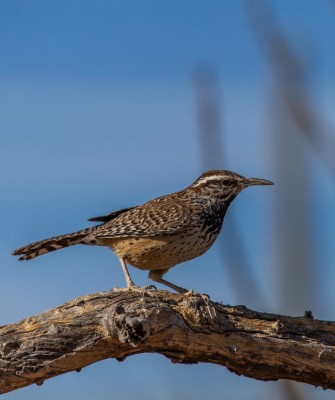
193, 66, 267, 307
193, 62, 303, 400
243, 0, 335, 178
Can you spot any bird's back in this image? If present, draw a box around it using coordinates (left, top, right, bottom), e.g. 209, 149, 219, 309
91, 190, 202, 239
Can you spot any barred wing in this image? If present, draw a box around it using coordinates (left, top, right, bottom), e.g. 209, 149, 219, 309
94, 195, 197, 238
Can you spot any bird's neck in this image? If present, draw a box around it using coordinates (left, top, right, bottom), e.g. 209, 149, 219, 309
188, 186, 239, 219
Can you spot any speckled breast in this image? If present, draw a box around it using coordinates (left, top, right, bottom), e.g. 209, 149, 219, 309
101, 224, 221, 271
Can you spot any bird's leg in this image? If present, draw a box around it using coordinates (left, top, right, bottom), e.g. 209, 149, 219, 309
157, 278, 188, 294
149, 270, 188, 294
118, 257, 157, 292
119, 257, 136, 288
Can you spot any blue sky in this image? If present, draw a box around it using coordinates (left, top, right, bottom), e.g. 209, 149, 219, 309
1, 1, 335, 399
1, 1, 335, 80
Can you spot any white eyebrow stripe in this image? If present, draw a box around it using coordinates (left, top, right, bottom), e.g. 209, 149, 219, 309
192, 175, 227, 187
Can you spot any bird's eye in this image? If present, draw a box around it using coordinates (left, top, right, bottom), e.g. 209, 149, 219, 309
223, 178, 234, 186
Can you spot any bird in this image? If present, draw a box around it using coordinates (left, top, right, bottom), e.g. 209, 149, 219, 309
12, 170, 273, 293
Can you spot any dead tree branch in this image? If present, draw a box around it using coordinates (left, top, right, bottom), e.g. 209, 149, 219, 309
1, 289, 335, 394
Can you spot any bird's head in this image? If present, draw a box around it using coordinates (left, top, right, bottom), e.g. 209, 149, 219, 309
190, 169, 273, 203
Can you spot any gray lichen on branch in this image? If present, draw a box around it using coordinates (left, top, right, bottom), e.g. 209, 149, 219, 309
0, 289, 335, 394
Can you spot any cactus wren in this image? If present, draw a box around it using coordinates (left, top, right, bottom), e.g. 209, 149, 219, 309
12, 170, 272, 293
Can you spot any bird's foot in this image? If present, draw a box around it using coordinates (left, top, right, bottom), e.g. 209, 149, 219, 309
140, 284, 157, 291
111, 284, 157, 297
183, 290, 211, 301
129, 284, 159, 299
182, 291, 216, 318
184, 289, 196, 296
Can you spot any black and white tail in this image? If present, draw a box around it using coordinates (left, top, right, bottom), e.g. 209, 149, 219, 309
12, 227, 96, 261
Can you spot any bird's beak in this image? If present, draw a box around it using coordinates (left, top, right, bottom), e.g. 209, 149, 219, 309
242, 177, 273, 187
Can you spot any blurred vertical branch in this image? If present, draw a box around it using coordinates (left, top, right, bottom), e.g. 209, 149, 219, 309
193, 61, 301, 400
193, 67, 223, 170
193, 66, 266, 306
269, 93, 313, 314
242, 1, 327, 399
243, 0, 335, 177
243, 0, 318, 313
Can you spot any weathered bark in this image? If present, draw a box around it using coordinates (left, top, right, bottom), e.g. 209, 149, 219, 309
0, 289, 334, 394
